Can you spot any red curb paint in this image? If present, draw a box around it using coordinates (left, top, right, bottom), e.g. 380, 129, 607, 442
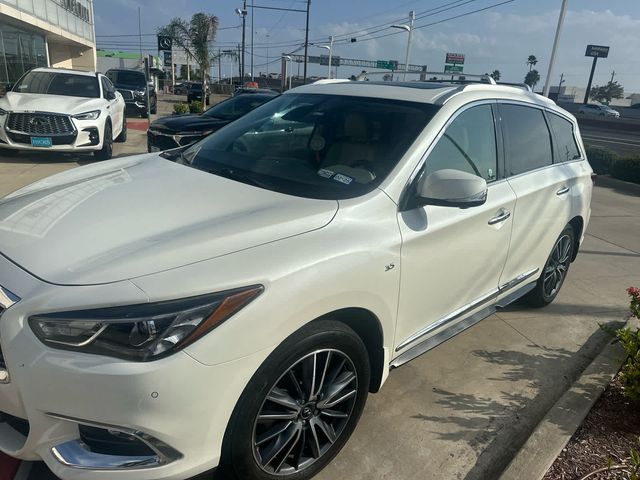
127, 121, 149, 132
0, 452, 20, 480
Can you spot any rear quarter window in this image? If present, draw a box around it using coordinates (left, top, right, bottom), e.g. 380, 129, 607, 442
547, 113, 581, 162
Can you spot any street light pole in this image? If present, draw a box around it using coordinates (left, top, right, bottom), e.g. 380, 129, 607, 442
392, 10, 415, 82
543, 0, 568, 97
235, 2, 247, 81
250, 0, 254, 81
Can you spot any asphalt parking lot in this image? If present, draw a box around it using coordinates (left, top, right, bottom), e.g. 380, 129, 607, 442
0, 101, 639, 479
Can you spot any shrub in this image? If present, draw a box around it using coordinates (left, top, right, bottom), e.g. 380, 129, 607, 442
585, 145, 618, 174
173, 103, 189, 114
610, 156, 640, 185
189, 100, 203, 114
613, 287, 640, 401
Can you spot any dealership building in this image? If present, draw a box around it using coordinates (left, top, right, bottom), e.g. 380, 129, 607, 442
0, 0, 95, 88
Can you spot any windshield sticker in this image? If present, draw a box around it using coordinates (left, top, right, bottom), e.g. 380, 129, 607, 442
317, 169, 335, 178
333, 173, 354, 185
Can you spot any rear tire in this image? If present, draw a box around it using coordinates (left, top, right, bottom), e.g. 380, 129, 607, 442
225, 320, 370, 480
524, 225, 575, 307
115, 117, 127, 143
94, 121, 113, 161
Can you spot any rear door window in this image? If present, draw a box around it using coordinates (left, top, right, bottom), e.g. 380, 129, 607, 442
425, 104, 498, 182
547, 113, 581, 162
500, 104, 553, 176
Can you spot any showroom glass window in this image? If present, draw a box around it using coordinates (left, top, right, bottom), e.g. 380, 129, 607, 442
0, 23, 47, 85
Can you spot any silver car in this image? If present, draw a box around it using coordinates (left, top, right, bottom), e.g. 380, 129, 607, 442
578, 103, 620, 118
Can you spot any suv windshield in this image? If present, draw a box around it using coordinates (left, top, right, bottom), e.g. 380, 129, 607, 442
203, 94, 276, 120
13, 71, 99, 98
107, 70, 145, 88
179, 93, 439, 200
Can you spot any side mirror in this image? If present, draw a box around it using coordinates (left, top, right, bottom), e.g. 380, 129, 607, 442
106, 91, 116, 101
417, 169, 488, 208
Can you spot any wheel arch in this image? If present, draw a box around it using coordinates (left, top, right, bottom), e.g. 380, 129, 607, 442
568, 215, 584, 262
314, 307, 386, 393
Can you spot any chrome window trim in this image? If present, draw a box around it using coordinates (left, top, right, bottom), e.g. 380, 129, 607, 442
47, 412, 183, 470
395, 268, 539, 352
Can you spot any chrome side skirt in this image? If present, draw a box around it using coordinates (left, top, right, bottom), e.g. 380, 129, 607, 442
390, 269, 539, 368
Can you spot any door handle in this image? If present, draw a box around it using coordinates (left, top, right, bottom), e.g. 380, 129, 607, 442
488, 209, 511, 225
556, 185, 570, 195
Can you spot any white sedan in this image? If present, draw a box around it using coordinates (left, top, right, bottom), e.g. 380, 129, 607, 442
578, 103, 620, 118
0, 67, 126, 160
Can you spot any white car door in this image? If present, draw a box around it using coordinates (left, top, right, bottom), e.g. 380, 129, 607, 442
497, 103, 574, 290
394, 103, 517, 355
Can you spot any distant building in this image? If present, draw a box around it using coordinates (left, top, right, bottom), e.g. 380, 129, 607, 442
549, 85, 633, 107
0, 0, 96, 88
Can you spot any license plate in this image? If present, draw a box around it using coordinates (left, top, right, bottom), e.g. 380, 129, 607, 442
31, 137, 52, 148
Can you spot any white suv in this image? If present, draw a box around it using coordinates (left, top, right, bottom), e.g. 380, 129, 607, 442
0, 67, 126, 160
0, 80, 592, 480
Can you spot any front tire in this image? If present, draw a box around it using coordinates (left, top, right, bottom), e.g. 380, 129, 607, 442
115, 117, 127, 143
94, 121, 113, 160
524, 225, 575, 307
226, 320, 370, 480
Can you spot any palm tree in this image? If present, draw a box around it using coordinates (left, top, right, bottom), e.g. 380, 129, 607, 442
490, 70, 501, 81
524, 69, 540, 90
527, 55, 538, 72
159, 13, 219, 91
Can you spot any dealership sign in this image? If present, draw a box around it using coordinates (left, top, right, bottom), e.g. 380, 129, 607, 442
585, 45, 609, 58
445, 53, 465, 65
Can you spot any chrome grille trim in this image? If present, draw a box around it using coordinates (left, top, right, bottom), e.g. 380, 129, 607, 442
6, 112, 76, 136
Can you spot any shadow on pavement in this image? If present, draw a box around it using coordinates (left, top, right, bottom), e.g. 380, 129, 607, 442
407, 322, 623, 480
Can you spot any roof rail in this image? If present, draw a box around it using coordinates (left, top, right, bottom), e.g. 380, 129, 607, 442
416, 72, 496, 85
496, 82, 532, 92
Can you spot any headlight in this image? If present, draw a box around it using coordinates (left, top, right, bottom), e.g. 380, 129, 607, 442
73, 110, 101, 121
29, 285, 263, 361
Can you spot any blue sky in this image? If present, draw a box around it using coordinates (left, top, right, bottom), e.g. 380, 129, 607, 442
95, 0, 640, 92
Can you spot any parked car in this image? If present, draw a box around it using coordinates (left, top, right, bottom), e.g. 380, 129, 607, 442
187, 82, 210, 105
172, 82, 192, 95
148, 91, 278, 152
0, 80, 592, 480
0, 67, 126, 160
233, 86, 280, 97
106, 68, 157, 116
578, 103, 620, 118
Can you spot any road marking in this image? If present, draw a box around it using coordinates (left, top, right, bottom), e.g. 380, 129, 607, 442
581, 135, 640, 147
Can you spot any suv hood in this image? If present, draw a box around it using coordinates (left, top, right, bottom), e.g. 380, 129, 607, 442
0, 92, 104, 115
150, 114, 228, 133
0, 155, 338, 285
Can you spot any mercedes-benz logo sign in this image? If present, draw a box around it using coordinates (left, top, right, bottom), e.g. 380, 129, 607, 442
30, 116, 47, 127
159, 37, 171, 50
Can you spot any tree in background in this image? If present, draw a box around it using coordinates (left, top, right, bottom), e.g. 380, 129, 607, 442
524, 69, 540, 90
159, 13, 219, 91
527, 55, 538, 72
490, 70, 501, 81
589, 81, 624, 105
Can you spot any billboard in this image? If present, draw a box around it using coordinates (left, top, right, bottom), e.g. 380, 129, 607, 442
585, 45, 610, 58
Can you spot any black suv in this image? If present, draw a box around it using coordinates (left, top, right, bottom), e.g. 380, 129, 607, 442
187, 82, 210, 105
106, 69, 157, 116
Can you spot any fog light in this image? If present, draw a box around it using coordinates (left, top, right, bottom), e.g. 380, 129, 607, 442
82, 128, 100, 146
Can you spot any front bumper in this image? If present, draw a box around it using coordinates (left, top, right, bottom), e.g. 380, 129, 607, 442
0, 113, 103, 152
0, 257, 269, 480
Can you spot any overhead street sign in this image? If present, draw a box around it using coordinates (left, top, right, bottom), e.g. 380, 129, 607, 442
444, 64, 464, 73
445, 52, 465, 65
585, 44, 609, 58
157, 35, 172, 51
376, 60, 399, 70
320, 55, 341, 67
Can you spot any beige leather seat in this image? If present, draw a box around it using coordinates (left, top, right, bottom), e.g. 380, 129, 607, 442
324, 113, 375, 168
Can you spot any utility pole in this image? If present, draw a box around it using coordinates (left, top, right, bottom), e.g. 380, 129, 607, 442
238, 44, 242, 82
404, 11, 415, 81
250, 0, 254, 81
559, 72, 564, 89
543, 0, 568, 97
327, 35, 334, 78
303, 0, 310, 83
218, 48, 222, 84
241, 0, 247, 81
610, 70, 616, 83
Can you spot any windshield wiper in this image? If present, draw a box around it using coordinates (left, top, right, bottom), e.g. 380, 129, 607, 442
205, 166, 268, 189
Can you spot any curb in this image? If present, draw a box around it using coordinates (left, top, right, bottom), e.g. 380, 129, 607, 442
499, 318, 634, 480
596, 175, 640, 196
